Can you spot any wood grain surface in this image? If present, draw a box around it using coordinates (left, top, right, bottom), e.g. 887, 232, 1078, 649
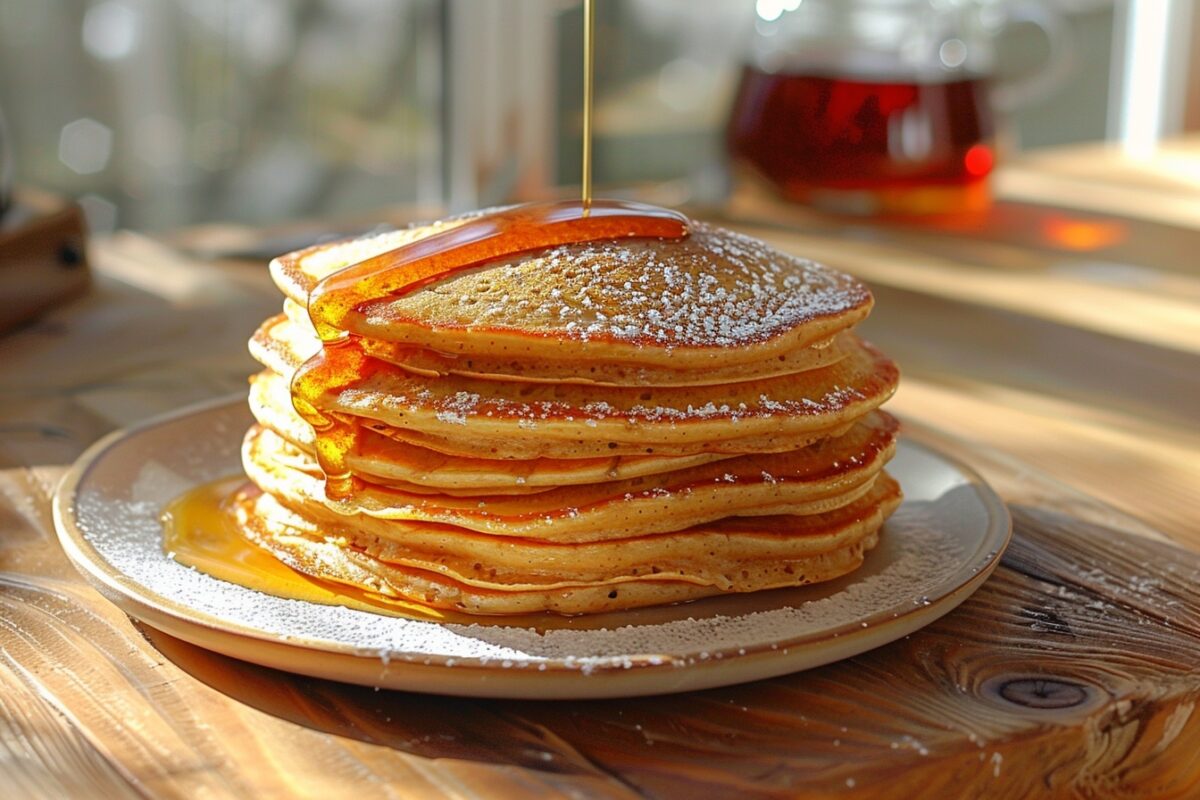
3, 455, 1199, 799
3, 143, 1200, 797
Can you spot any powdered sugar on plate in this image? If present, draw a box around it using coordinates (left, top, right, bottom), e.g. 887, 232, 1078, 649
62, 400, 1007, 685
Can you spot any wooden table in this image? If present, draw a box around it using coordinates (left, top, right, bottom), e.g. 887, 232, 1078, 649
2, 141, 1199, 798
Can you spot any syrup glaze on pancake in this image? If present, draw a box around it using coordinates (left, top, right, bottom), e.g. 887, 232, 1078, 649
250, 308, 897, 459
271, 215, 873, 367
278, 342, 896, 458
248, 370, 736, 491
292, 201, 694, 498
306, 200, 690, 343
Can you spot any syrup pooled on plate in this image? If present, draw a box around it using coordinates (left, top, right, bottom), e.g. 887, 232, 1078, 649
161, 477, 443, 619
163, 476, 676, 631
291, 199, 690, 498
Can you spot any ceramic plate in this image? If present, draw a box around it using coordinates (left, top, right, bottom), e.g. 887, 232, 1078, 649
54, 396, 1010, 699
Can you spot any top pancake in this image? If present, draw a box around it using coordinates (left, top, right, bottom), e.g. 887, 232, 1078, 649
271, 216, 873, 369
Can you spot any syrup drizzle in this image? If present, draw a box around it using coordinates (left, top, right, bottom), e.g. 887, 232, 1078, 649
292, 199, 690, 498
581, 0, 595, 210
306, 200, 687, 343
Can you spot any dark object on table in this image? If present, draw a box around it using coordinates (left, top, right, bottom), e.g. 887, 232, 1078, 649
0, 187, 91, 334
0, 105, 12, 216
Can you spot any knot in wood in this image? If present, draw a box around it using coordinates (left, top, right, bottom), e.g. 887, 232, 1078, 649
996, 678, 1090, 710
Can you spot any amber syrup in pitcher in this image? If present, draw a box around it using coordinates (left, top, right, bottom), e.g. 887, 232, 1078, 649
728, 67, 996, 214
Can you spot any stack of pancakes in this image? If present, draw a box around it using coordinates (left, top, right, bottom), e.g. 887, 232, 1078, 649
235, 215, 901, 615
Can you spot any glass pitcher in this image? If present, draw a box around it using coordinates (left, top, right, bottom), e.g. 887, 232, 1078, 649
727, 0, 1067, 214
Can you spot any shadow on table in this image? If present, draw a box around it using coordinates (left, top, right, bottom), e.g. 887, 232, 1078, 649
133, 504, 1200, 798
139, 622, 686, 777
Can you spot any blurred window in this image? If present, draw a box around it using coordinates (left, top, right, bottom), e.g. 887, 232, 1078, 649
3, 0, 1187, 231
0, 0, 443, 232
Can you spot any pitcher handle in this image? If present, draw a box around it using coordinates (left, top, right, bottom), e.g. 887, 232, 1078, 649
989, 1, 1075, 112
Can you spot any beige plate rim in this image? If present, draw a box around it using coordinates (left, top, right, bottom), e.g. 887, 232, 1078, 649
53, 395, 1011, 699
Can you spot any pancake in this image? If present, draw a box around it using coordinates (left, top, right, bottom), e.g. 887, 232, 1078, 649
357, 417, 859, 463
248, 369, 738, 490
270, 218, 873, 369
217, 204, 904, 617
251, 315, 897, 459
231, 474, 901, 615
273, 301, 856, 387
331, 340, 895, 457
243, 411, 897, 543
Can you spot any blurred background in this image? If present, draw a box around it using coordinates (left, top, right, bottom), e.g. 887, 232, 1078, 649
0, 0, 1197, 234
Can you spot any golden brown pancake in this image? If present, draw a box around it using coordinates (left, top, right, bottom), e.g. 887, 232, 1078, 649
270, 218, 874, 369
231, 474, 901, 615
248, 369, 738, 491
225, 208, 903, 616
242, 412, 897, 543
250, 315, 897, 459
272, 302, 856, 387
330, 341, 895, 458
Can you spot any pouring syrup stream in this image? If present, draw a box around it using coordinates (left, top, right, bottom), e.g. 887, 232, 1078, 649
291, 0, 689, 499
582, 0, 595, 211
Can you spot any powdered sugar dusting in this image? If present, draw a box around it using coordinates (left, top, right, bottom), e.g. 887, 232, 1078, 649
357, 221, 870, 349
67, 401, 1003, 685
